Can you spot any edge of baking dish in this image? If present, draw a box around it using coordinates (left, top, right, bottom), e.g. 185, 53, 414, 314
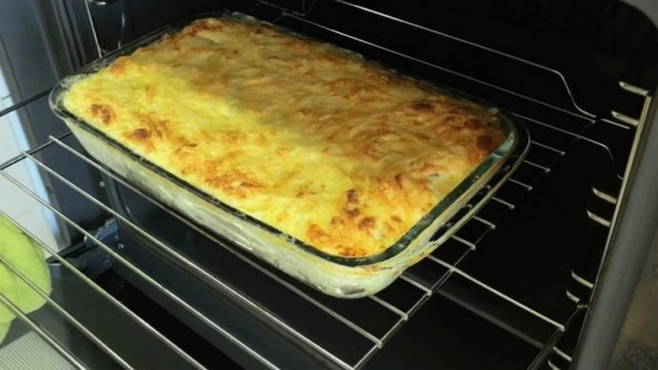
49, 12, 530, 297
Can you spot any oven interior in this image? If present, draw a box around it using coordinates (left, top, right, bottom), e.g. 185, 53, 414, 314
0, 1, 656, 369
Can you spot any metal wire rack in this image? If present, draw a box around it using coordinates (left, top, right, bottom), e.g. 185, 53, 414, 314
0, 126, 565, 370
0, 0, 651, 369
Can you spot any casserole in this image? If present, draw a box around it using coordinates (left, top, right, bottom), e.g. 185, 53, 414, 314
50, 14, 526, 298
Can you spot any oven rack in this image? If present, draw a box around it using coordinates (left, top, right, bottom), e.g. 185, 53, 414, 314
1, 1, 651, 369
0, 123, 565, 369
0, 107, 596, 370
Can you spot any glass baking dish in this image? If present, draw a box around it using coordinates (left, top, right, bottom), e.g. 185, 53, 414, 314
50, 13, 529, 298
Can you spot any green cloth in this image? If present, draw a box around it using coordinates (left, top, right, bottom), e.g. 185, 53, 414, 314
0, 323, 8, 342
0, 216, 51, 344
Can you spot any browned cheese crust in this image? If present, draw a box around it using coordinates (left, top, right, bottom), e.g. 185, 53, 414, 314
63, 17, 506, 258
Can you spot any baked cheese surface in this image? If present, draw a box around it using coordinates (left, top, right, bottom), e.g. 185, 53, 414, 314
63, 17, 506, 258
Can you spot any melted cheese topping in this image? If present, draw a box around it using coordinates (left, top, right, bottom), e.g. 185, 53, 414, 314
62, 17, 505, 258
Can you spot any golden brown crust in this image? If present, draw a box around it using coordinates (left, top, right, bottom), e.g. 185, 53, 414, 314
63, 17, 505, 258
89, 104, 114, 125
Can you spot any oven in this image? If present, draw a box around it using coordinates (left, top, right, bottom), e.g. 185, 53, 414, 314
0, 1, 657, 369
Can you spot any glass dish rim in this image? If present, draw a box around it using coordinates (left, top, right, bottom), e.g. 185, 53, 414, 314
49, 12, 522, 267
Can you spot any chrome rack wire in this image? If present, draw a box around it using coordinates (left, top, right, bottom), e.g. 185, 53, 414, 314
0, 290, 86, 370
0, 167, 276, 370
0, 208, 208, 370
0, 132, 561, 369
0, 88, 52, 118
0, 1, 648, 369
19, 142, 380, 366
0, 106, 574, 369
0, 106, 583, 369
0, 250, 132, 369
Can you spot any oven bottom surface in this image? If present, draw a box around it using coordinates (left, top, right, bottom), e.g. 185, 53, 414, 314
69, 265, 539, 370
